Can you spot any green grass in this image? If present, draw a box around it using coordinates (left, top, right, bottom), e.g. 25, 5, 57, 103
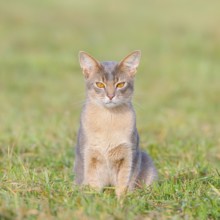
0, 0, 220, 219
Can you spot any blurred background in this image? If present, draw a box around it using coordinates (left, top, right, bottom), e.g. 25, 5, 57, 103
0, 0, 220, 218
1, 0, 220, 162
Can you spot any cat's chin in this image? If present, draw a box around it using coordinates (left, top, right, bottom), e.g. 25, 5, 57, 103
103, 101, 126, 109
91, 99, 126, 108
104, 102, 118, 108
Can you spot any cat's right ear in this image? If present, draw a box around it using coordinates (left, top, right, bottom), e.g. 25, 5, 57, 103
79, 51, 101, 79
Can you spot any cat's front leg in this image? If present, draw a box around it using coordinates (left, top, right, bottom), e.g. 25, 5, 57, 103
115, 159, 132, 198
108, 145, 132, 198
83, 148, 107, 191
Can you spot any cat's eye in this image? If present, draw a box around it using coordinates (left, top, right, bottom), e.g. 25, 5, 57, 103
96, 82, 105, 88
116, 82, 125, 88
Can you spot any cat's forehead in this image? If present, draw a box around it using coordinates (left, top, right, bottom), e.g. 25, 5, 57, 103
100, 61, 118, 81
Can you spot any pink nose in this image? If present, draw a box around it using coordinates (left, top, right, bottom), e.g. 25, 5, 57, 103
107, 94, 115, 100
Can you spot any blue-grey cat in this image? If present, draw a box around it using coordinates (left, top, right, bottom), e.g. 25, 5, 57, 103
74, 51, 157, 198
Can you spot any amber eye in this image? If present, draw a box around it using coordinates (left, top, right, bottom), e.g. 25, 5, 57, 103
116, 82, 125, 88
96, 82, 105, 88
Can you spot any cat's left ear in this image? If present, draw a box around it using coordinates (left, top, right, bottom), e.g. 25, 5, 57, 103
118, 50, 141, 77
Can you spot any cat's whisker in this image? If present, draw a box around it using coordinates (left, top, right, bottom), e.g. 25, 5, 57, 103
132, 101, 145, 111
71, 99, 86, 107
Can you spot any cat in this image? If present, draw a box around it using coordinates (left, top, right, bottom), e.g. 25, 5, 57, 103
74, 50, 157, 198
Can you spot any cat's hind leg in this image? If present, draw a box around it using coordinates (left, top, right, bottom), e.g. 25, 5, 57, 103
137, 151, 157, 187
74, 153, 84, 185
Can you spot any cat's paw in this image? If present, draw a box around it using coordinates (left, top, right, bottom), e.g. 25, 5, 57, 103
115, 186, 128, 199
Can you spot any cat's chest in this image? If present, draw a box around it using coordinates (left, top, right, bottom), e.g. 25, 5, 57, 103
83, 105, 134, 149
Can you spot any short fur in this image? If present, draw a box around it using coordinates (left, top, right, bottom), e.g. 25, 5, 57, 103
74, 51, 157, 198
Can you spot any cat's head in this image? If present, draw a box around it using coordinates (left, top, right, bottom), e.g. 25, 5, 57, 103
79, 50, 141, 108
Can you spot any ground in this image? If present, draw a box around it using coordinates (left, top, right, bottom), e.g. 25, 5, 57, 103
0, 0, 219, 219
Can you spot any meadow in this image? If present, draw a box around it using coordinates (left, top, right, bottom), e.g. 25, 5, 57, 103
0, 0, 220, 219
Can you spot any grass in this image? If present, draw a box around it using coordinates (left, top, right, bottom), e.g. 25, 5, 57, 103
0, 0, 220, 219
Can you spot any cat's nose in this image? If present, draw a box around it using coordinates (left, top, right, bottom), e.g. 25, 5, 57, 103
107, 94, 115, 100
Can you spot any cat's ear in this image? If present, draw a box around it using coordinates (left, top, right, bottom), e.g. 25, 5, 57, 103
118, 50, 141, 77
79, 51, 101, 79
